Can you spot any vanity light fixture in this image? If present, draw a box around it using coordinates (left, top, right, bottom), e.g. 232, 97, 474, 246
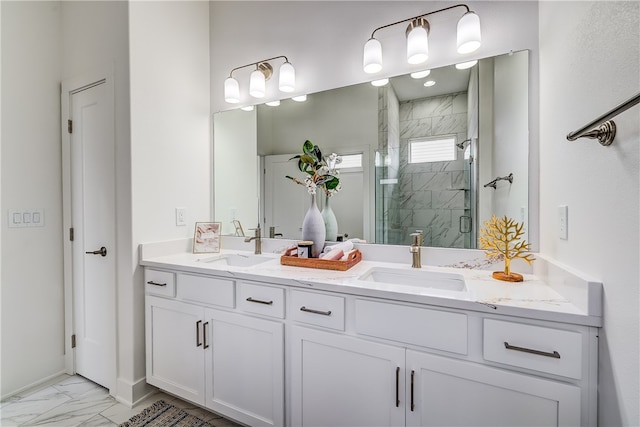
240, 105, 255, 112
424, 80, 436, 87
224, 56, 295, 104
265, 100, 281, 107
292, 94, 307, 102
455, 59, 478, 70
363, 4, 481, 74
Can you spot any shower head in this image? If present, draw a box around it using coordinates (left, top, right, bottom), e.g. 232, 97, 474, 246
456, 139, 471, 150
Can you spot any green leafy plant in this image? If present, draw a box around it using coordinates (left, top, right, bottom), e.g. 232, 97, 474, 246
286, 140, 342, 196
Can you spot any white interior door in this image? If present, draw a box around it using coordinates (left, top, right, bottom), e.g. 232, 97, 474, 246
264, 152, 368, 241
69, 80, 116, 390
264, 154, 308, 240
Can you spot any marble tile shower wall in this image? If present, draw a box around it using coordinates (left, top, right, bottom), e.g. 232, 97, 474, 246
379, 91, 470, 248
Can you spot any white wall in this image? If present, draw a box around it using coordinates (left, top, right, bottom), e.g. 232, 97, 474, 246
539, 2, 639, 425
129, 0, 211, 401
1, 1, 65, 398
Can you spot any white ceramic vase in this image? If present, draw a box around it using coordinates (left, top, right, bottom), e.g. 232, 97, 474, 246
302, 193, 326, 257
321, 193, 338, 242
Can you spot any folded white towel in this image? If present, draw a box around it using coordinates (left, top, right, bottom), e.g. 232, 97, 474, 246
322, 240, 354, 254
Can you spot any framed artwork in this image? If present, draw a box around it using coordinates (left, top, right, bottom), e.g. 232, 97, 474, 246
193, 222, 222, 253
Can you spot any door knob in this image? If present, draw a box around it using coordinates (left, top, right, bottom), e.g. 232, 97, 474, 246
86, 246, 107, 257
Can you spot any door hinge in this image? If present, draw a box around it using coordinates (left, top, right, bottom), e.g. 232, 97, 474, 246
69, 227, 74, 241
67, 119, 73, 134
71, 334, 76, 348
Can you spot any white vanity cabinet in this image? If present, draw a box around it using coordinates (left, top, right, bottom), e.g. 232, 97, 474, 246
289, 295, 595, 427
144, 269, 284, 427
144, 264, 598, 427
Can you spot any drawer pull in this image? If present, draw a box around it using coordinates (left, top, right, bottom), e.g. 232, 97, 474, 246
196, 320, 202, 347
246, 297, 273, 305
395, 367, 400, 407
146, 280, 167, 287
300, 306, 332, 316
504, 341, 561, 359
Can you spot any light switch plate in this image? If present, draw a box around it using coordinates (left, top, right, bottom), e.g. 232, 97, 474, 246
176, 207, 187, 226
558, 205, 568, 240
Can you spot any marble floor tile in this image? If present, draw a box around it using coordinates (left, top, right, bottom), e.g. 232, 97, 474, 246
2, 375, 243, 427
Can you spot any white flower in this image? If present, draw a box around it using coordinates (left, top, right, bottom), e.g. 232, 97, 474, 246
304, 176, 317, 195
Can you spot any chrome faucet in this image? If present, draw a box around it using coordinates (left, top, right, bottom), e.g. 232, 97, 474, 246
269, 226, 283, 238
244, 226, 262, 254
410, 230, 424, 268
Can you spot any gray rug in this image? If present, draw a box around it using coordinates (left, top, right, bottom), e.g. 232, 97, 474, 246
119, 400, 213, 427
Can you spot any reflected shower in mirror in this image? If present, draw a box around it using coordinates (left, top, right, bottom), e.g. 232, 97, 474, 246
213, 50, 529, 249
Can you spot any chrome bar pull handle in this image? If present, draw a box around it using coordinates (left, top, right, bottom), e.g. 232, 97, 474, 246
504, 341, 561, 359
246, 297, 273, 305
410, 370, 415, 412
203, 322, 210, 349
196, 321, 202, 347
86, 246, 107, 257
146, 281, 167, 287
300, 306, 332, 316
395, 367, 400, 407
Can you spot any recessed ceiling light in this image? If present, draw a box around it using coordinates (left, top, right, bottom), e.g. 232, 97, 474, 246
424, 80, 436, 87
455, 60, 478, 70
265, 100, 281, 106
292, 95, 307, 102
410, 70, 431, 79
371, 78, 389, 87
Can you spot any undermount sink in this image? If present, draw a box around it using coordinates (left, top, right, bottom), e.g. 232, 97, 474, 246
358, 267, 467, 292
201, 253, 274, 268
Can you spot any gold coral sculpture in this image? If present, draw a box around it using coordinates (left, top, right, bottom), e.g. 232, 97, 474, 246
479, 215, 536, 282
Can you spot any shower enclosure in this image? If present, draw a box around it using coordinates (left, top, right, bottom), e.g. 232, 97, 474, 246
375, 72, 479, 249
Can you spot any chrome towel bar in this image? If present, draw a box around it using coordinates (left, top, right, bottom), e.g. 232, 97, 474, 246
566, 92, 640, 146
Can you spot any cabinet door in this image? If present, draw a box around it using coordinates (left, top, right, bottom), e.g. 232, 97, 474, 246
145, 296, 205, 404
406, 350, 581, 427
290, 326, 405, 427
205, 309, 284, 427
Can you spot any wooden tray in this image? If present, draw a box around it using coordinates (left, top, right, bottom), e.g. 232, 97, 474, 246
280, 247, 362, 271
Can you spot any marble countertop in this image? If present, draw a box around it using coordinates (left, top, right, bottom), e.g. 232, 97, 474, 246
140, 239, 603, 328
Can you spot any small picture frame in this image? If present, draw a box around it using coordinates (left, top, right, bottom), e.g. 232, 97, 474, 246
193, 222, 222, 253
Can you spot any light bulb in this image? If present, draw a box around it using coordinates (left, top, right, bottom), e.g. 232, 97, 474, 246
457, 11, 481, 54
224, 77, 240, 104
249, 69, 266, 98
279, 62, 295, 92
363, 38, 383, 74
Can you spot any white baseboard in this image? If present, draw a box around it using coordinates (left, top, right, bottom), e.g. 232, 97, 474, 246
1, 370, 69, 401
115, 377, 156, 408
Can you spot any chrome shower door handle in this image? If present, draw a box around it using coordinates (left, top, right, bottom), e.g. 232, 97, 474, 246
85, 246, 107, 257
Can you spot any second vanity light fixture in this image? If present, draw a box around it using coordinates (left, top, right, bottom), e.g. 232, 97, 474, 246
224, 55, 295, 104
363, 4, 481, 74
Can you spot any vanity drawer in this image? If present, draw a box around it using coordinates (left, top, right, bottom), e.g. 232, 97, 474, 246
483, 319, 583, 379
237, 282, 285, 319
144, 269, 175, 297
290, 290, 345, 331
177, 273, 234, 308
355, 299, 468, 355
